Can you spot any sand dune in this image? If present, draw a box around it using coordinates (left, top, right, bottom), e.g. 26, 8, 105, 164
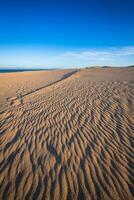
0, 68, 134, 200
0, 69, 76, 111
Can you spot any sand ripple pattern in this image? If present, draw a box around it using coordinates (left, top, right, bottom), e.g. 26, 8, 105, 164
0, 69, 134, 200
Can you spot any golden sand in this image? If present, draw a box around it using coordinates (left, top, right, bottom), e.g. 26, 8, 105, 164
0, 68, 134, 200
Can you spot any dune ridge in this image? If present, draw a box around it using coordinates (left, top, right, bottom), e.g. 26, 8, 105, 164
0, 69, 76, 111
0, 68, 134, 200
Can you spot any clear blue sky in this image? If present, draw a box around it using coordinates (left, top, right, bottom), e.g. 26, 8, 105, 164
0, 0, 134, 68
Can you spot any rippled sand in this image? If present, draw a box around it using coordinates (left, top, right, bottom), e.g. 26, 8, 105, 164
0, 68, 134, 200
0, 69, 75, 110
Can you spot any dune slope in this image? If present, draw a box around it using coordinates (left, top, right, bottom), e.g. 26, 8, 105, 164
0, 69, 76, 111
0, 68, 134, 200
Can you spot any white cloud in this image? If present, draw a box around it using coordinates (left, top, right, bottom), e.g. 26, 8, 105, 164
54, 46, 134, 66
0, 46, 134, 68
60, 46, 134, 58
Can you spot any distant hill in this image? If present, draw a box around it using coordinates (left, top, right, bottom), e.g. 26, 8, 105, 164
85, 66, 100, 69
85, 66, 111, 69
101, 66, 111, 68
127, 65, 134, 68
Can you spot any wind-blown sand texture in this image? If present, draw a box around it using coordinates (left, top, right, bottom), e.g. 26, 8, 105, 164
0, 69, 76, 110
0, 68, 134, 200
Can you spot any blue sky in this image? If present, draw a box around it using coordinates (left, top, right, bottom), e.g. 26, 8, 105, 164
0, 0, 134, 68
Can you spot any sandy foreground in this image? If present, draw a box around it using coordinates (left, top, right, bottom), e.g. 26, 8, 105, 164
0, 68, 134, 200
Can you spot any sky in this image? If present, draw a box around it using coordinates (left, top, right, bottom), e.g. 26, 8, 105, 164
0, 0, 134, 68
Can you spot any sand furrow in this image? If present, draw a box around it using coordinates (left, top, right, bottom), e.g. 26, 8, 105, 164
0, 68, 134, 200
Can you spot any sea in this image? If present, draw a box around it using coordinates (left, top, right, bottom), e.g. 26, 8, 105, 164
0, 68, 57, 73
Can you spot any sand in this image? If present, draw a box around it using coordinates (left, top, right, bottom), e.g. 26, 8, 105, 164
0, 68, 134, 200
0, 69, 76, 110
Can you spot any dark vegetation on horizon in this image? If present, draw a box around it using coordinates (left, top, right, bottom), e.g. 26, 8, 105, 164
85, 65, 134, 69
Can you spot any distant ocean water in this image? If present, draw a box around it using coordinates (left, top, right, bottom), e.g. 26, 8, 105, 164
0, 68, 57, 73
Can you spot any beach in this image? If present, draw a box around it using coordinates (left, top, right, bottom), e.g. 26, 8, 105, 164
0, 68, 134, 200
